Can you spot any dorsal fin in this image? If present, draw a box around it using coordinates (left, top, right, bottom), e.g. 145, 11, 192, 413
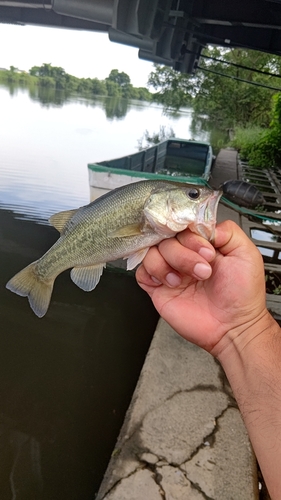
49, 208, 78, 233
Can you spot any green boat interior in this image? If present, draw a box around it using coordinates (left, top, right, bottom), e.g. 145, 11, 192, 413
98, 139, 211, 178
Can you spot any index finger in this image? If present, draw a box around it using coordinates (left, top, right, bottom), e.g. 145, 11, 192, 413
176, 229, 216, 262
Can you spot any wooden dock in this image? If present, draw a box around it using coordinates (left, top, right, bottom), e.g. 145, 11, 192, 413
213, 148, 281, 319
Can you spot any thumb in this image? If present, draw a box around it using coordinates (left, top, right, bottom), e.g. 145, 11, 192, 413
214, 220, 260, 260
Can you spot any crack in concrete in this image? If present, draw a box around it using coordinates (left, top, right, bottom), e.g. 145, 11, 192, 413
146, 463, 166, 499
148, 461, 214, 500
98, 464, 146, 500
112, 384, 232, 454
178, 405, 238, 500
98, 392, 240, 499
165, 385, 225, 402
136, 404, 235, 500
179, 404, 231, 467
117, 376, 229, 438
186, 477, 215, 500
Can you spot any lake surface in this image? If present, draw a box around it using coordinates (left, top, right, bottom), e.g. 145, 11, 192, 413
0, 84, 208, 499
0, 84, 208, 223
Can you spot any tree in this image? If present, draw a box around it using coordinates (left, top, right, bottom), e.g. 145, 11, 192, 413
105, 79, 121, 97
106, 69, 131, 87
29, 65, 41, 77
91, 78, 107, 96
193, 47, 279, 127
38, 76, 56, 88
39, 63, 52, 77
148, 64, 195, 109
106, 69, 133, 98
148, 48, 281, 127
136, 87, 152, 101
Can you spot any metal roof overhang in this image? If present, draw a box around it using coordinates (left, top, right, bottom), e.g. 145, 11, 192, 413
0, 0, 281, 74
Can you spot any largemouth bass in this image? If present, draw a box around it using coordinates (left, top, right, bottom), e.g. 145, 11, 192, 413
6, 180, 222, 317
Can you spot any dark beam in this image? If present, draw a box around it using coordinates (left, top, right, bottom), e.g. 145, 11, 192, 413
0, 5, 109, 31
197, 24, 281, 54
191, 0, 281, 28
1, 0, 281, 74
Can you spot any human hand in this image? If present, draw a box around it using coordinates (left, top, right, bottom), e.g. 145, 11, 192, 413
136, 220, 268, 355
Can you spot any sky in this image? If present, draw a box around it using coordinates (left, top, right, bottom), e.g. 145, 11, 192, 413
0, 23, 155, 87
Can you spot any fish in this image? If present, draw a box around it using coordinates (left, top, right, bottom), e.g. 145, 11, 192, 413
6, 180, 222, 318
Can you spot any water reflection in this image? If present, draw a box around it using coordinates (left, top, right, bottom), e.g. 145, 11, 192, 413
190, 113, 230, 154
7, 82, 132, 119
103, 96, 129, 120
30, 85, 72, 108
251, 228, 279, 242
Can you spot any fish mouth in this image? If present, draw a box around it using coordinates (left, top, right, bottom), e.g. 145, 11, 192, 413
195, 190, 223, 241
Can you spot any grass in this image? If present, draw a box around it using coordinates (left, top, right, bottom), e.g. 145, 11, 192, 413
230, 125, 266, 161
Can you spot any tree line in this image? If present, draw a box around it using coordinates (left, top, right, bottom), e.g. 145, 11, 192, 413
0, 64, 152, 101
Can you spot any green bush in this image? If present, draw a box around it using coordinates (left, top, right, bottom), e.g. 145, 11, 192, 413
231, 125, 265, 161
247, 94, 281, 167
230, 94, 281, 167
248, 127, 281, 167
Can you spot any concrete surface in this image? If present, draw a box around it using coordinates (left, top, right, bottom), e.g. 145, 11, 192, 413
96, 149, 261, 500
97, 320, 258, 500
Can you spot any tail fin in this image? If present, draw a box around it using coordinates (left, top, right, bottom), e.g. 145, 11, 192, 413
6, 262, 54, 318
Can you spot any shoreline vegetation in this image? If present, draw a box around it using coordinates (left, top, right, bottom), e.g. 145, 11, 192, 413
230, 94, 281, 167
0, 64, 152, 101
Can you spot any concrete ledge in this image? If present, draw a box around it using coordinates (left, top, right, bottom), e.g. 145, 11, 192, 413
97, 319, 258, 500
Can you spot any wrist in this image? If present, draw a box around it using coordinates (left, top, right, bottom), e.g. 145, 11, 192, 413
213, 311, 281, 500
213, 309, 280, 363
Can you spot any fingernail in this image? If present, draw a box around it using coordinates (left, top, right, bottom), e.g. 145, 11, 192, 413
166, 273, 182, 287
151, 276, 162, 285
198, 247, 214, 262
193, 263, 212, 280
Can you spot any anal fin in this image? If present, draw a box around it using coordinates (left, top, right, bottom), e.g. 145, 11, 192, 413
70, 264, 106, 291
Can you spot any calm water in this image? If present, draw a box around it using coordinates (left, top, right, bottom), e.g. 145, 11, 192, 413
0, 85, 207, 499
0, 84, 207, 223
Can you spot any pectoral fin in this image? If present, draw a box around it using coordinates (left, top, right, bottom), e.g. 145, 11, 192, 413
126, 248, 149, 270
70, 264, 106, 291
49, 209, 78, 233
109, 223, 142, 238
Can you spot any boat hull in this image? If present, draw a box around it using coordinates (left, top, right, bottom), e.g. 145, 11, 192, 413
88, 138, 213, 201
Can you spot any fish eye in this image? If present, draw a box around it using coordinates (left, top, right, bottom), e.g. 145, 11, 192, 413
187, 188, 200, 200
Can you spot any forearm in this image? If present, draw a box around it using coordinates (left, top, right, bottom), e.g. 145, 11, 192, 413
216, 312, 281, 500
